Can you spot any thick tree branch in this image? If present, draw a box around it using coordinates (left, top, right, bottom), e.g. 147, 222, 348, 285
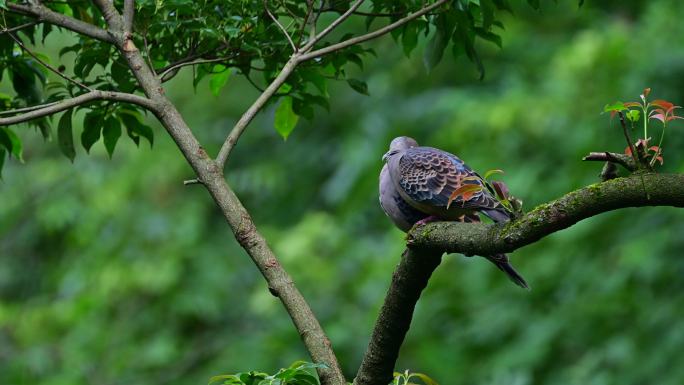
7, 2, 113, 43
299, 0, 449, 62
353, 248, 442, 385
408, 173, 684, 255
123, 0, 134, 34
0, 91, 157, 126
92, 0, 124, 32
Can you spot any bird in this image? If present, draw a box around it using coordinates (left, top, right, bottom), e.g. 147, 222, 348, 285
379, 136, 529, 289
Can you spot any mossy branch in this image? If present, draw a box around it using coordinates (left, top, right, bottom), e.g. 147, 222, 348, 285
407, 173, 684, 255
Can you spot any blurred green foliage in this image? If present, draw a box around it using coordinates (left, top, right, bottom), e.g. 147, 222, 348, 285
3, 1, 684, 385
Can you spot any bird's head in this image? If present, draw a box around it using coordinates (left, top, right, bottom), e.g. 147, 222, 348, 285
382, 136, 419, 162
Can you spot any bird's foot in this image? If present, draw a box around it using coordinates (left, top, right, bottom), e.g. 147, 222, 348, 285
414, 215, 440, 227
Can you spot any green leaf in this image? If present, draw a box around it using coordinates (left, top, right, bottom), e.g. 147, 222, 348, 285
483, 169, 504, 179
58, 109, 76, 162
210, 65, 232, 97
0, 149, 5, 178
274, 97, 299, 140
118, 110, 153, 147
81, 111, 104, 153
626, 109, 641, 123
0, 0, 7, 10
603, 101, 627, 113
346, 78, 369, 96
103, 117, 122, 158
402, 22, 419, 57
0, 127, 23, 162
424, 29, 449, 73
412, 373, 439, 385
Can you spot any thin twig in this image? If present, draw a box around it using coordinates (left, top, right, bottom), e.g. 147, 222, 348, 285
215, 57, 300, 168
299, 0, 449, 61
8, 32, 92, 91
0, 20, 41, 35
0, 90, 157, 126
296, 0, 315, 47
159, 56, 236, 82
617, 111, 639, 166
142, 32, 156, 75
300, 0, 365, 53
264, 0, 297, 53
0, 101, 59, 117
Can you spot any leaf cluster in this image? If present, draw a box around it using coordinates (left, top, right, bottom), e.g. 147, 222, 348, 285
210, 361, 327, 385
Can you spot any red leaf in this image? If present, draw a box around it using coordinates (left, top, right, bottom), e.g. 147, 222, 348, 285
491, 181, 509, 200
649, 146, 661, 152
655, 155, 664, 165
651, 113, 666, 123
446, 184, 483, 209
624, 145, 632, 156
643, 87, 651, 98
651, 99, 674, 110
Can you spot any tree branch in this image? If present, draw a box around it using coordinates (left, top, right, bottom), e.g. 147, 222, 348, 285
264, 0, 297, 53
300, 0, 365, 53
7, 2, 114, 43
353, 248, 442, 385
0, 20, 41, 35
123, 0, 134, 34
407, 173, 684, 255
0, 91, 157, 126
582, 151, 637, 171
299, 0, 449, 62
159, 56, 236, 83
92, 0, 124, 32
215, 0, 449, 169
8, 32, 92, 91
111, 26, 347, 384
215, 57, 299, 168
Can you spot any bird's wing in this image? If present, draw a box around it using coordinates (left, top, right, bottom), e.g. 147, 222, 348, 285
394, 147, 502, 212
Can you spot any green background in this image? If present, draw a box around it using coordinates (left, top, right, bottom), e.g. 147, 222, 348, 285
3, 1, 684, 384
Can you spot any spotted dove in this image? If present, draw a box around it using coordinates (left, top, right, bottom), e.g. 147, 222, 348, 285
379, 136, 528, 289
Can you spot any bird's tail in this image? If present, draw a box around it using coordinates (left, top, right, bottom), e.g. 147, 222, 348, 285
484, 254, 529, 289
480, 208, 511, 223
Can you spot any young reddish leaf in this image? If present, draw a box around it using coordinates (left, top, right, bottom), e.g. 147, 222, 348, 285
623, 102, 641, 108
491, 180, 509, 200
651, 99, 674, 110
640, 87, 651, 103
651, 112, 666, 123
446, 184, 483, 209
655, 155, 664, 165
624, 145, 632, 156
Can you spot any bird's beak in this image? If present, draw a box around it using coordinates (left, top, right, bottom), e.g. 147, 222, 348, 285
382, 151, 389, 162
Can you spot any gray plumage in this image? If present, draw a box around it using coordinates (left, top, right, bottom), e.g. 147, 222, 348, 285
379, 136, 528, 289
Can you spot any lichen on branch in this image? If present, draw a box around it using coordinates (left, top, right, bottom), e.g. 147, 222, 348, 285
407, 173, 684, 256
